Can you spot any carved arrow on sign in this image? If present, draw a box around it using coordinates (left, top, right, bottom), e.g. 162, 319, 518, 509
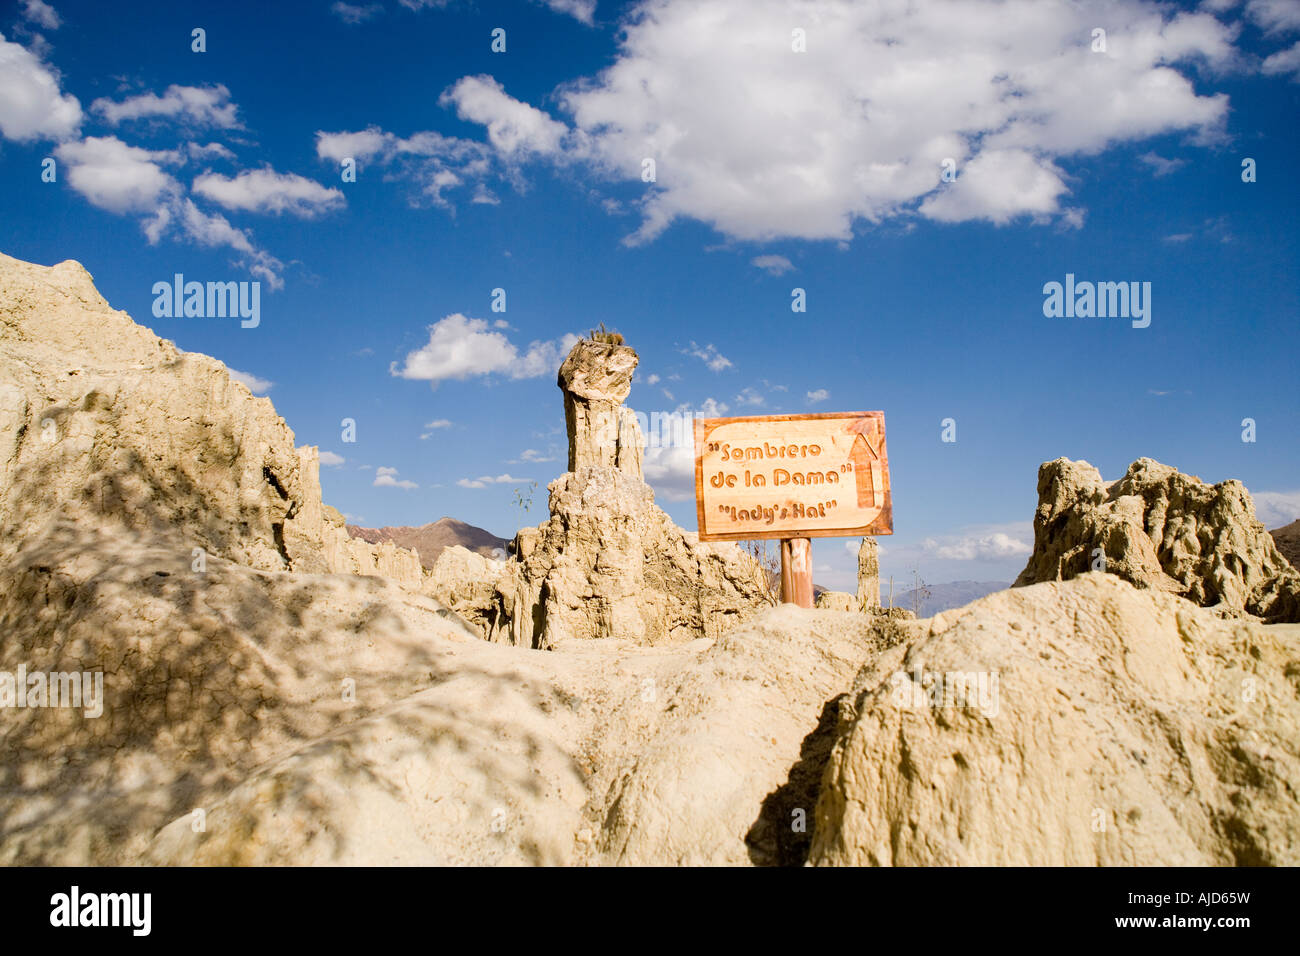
850, 432, 878, 509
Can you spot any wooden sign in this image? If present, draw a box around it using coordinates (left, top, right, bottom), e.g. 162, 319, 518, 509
693, 411, 892, 543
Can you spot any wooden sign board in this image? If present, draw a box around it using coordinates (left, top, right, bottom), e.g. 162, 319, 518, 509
694, 411, 892, 542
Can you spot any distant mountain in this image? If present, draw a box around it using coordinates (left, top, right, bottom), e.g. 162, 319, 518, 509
346, 517, 508, 569
1272, 521, 1300, 569
889, 580, 1009, 618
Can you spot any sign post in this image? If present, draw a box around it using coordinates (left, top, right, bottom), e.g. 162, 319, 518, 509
693, 411, 892, 608
779, 537, 814, 607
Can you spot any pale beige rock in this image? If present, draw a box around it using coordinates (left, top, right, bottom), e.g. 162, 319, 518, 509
486, 338, 770, 649
427, 544, 505, 636
0, 531, 486, 865
488, 466, 769, 648
0, 252, 427, 588
857, 537, 880, 610
816, 591, 857, 611
811, 574, 1300, 866
7, 252, 1297, 869
1014, 457, 1300, 622
584, 606, 899, 866
559, 339, 643, 476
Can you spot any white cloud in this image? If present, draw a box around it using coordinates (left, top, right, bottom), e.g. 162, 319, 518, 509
314, 124, 492, 208
1139, 151, 1188, 176
920, 149, 1070, 224
315, 126, 392, 162
193, 168, 345, 217
440, 75, 569, 157
643, 373, 660, 385
643, 444, 695, 502
537, 0, 596, 25
424, 418, 453, 429
331, 2, 382, 23
921, 526, 1033, 561
1247, 0, 1300, 33
374, 466, 418, 490
319, 450, 346, 467
188, 141, 236, 162
734, 387, 764, 407
228, 368, 273, 394
0, 33, 81, 141
174, 199, 286, 290
398, 0, 592, 22
1253, 490, 1300, 528
55, 136, 179, 213
21, 1, 61, 30
806, 388, 829, 404
684, 341, 732, 373
91, 84, 239, 129
751, 254, 793, 276
677, 397, 730, 419
447, 0, 1237, 241
1262, 40, 1300, 79
391, 313, 578, 385
457, 473, 527, 489
50, 134, 284, 288
510, 448, 556, 463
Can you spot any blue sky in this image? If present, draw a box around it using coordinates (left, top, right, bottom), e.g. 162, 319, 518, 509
2, 0, 1298, 592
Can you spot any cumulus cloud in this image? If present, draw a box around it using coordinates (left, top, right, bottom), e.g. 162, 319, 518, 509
188, 141, 237, 162
228, 368, 273, 394
643, 444, 695, 502
1262, 40, 1300, 79
440, 75, 569, 157
0, 33, 81, 141
55, 136, 179, 213
331, 2, 382, 23
806, 388, 829, 404
1252, 490, 1300, 528
319, 450, 346, 466
509, 448, 557, 464
91, 84, 240, 129
683, 341, 732, 372
751, 254, 793, 276
315, 125, 492, 208
391, 313, 579, 385
21, 1, 61, 30
1139, 151, 1188, 176
193, 168, 345, 217
174, 199, 286, 289
920, 149, 1070, 225
49, 134, 285, 287
374, 466, 418, 489
1246, 0, 1300, 33
537, 0, 596, 24
425, 419, 453, 429
734, 387, 764, 407
921, 526, 1033, 561
440, 0, 1237, 241
457, 473, 527, 489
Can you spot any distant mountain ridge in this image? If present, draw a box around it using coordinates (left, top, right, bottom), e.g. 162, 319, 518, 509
347, 517, 507, 569
891, 580, 1008, 618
